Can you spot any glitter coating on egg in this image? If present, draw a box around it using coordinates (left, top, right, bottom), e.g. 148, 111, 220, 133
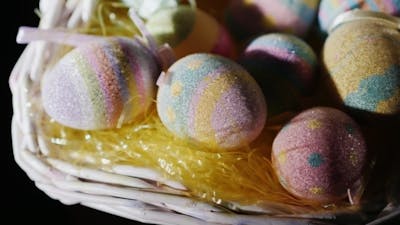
157, 53, 267, 149
318, 0, 400, 33
146, 6, 235, 59
41, 37, 160, 130
239, 33, 318, 115
225, 0, 319, 39
323, 19, 400, 116
272, 107, 367, 202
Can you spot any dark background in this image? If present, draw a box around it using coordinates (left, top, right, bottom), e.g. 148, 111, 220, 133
4, 1, 147, 224
3, 1, 399, 225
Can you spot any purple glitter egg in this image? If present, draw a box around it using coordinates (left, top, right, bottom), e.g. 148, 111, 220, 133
225, 0, 319, 39
272, 107, 367, 202
239, 33, 318, 116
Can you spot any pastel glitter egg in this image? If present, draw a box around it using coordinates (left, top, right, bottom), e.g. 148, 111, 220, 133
318, 0, 400, 34
323, 11, 400, 116
225, 0, 319, 40
156, 53, 267, 149
272, 107, 367, 202
239, 33, 318, 115
146, 6, 235, 59
42, 37, 160, 130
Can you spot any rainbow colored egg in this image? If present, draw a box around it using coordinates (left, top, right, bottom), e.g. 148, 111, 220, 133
272, 107, 367, 202
146, 6, 235, 59
156, 53, 267, 149
41, 37, 160, 130
323, 14, 400, 116
225, 0, 319, 39
318, 0, 400, 33
239, 33, 318, 115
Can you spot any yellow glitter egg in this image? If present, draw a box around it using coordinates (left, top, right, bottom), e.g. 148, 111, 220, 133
146, 6, 235, 59
323, 11, 400, 116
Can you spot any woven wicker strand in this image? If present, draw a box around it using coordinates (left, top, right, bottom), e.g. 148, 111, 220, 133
10, 0, 400, 224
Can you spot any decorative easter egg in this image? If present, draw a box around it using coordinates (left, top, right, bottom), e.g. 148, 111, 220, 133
157, 53, 267, 149
225, 0, 319, 40
323, 11, 400, 116
318, 0, 400, 33
41, 37, 160, 130
146, 6, 235, 59
272, 107, 367, 202
239, 33, 318, 115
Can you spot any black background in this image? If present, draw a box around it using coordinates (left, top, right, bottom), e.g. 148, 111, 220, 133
4, 1, 147, 224
3, 1, 399, 225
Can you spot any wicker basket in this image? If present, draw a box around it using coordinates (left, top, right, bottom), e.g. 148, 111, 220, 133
10, 0, 400, 224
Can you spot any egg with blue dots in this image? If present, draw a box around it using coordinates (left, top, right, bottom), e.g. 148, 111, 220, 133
41, 37, 160, 130
146, 5, 235, 59
323, 11, 400, 116
318, 0, 400, 34
156, 53, 267, 149
239, 33, 318, 116
272, 107, 368, 202
225, 0, 319, 40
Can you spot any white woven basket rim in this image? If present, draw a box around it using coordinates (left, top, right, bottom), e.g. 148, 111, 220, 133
10, 0, 400, 224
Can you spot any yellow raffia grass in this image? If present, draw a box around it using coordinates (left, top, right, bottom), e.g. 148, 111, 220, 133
81, 0, 139, 37
38, 106, 322, 211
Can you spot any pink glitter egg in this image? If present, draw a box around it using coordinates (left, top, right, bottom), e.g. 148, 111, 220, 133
272, 107, 367, 202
